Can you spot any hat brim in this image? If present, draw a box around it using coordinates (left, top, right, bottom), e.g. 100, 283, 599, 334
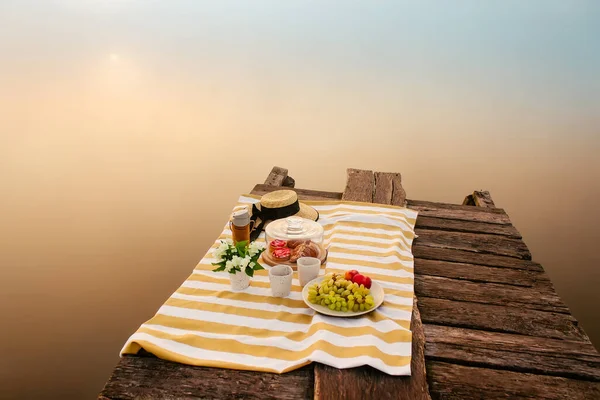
251, 202, 319, 226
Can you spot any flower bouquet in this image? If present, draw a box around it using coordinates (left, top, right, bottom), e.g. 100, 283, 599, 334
212, 239, 266, 290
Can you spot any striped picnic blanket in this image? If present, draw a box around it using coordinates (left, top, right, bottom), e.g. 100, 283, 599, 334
121, 195, 418, 375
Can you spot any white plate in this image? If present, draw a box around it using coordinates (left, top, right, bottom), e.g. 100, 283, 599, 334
302, 276, 384, 317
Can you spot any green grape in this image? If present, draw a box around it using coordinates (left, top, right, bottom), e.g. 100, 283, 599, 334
353, 304, 359, 312
336, 288, 344, 294
359, 304, 365, 311
341, 307, 348, 312
364, 303, 372, 309
355, 294, 362, 301
320, 299, 326, 306
357, 298, 364, 304
324, 299, 331, 305
347, 300, 354, 309
328, 303, 336, 310
341, 290, 350, 297
347, 294, 354, 301
334, 281, 341, 287
318, 288, 324, 295
329, 290, 335, 296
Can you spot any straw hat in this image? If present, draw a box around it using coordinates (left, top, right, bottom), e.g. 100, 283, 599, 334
249, 190, 319, 240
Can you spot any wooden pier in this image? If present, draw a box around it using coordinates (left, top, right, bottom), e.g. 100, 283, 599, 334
100, 167, 600, 399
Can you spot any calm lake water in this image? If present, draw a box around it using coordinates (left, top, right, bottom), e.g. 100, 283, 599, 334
1, 1, 599, 398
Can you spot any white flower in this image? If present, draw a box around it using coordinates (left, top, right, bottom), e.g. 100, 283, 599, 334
249, 261, 255, 268
240, 256, 250, 269
231, 256, 242, 269
213, 241, 229, 261
248, 241, 264, 257
225, 238, 234, 246
225, 260, 234, 272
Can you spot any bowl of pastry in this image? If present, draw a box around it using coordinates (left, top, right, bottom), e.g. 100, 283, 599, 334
261, 217, 327, 269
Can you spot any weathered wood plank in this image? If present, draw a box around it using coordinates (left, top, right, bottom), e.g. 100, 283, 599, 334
314, 300, 430, 400
251, 184, 343, 201
415, 258, 549, 288
374, 172, 406, 206
100, 356, 313, 400
342, 168, 374, 202
417, 297, 587, 341
426, 361, 600, 400
414, 229, 532, 260
408, 200, 511, 225
264, 166, 289, 187
413, 246, 543, 271
415, 274, 568, 313
472, 190, 496, 208
424, 325, 600, 381
415, 215, 522, 238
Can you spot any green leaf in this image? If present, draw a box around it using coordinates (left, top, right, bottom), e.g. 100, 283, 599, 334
235, 240, 248, 257
253, 261, 265, 271
245, 266, 254, 277
212, 265, 226, 272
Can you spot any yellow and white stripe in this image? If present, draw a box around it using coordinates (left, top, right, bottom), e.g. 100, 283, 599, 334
121, 195, 418, 376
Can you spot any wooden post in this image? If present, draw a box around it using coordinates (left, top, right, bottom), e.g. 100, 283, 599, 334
463, 190, 496, 208
264, 166, 291, 187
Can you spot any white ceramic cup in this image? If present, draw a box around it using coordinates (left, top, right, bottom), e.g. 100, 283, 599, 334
297, 257, 321, 286
268, 265, 293, 297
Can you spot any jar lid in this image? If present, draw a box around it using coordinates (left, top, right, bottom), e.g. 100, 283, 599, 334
265, 216, 324, 241
231, 208, 250, 227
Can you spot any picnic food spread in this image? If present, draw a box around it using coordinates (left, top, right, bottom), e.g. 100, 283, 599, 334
120, 193, 418, 376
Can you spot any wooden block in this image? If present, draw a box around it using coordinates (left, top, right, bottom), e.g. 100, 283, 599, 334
374, 172, 407, 207
426, 361, 600, 400
342, 168, 374, 202
424, 324, 600, 381
417, 297, 588, 341
99, 356, 314, 400
264, 166, 289, 187
414, 229, 532, 260
473, 190, 496, 208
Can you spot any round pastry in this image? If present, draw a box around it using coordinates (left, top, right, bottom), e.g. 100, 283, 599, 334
269, 239, 287, 251
287, 239, 310, 249
290, 242, 320, 263
272, 247, 291, 261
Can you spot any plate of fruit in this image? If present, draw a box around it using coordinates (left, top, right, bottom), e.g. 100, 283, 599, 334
302, 270, 384, 317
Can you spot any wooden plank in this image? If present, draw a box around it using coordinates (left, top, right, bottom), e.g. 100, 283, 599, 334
315, 169, 431, 400
374, 171, 406, 206
417, 297, 587, 341
100, 356, 313, 400
414, 229, 532, 260
251, 184, 343, 201
407, 199, 507, 215
314, 300, 430, 400
342, 168, 374, 202
415, 215, 522, 238
415, 275, 568, 313
264, 166, 289, 187
415, 258, 549, 288
413, 246, 543, 271
426, 361, 600, 400
424, 325, 600, 381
